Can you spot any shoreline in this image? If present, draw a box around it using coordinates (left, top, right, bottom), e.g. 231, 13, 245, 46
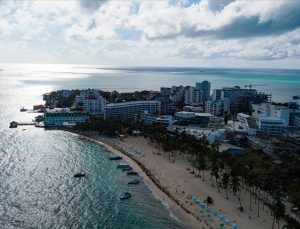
68, 130, 206, 229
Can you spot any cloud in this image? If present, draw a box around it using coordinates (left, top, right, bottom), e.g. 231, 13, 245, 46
79, 0, 108, 13
0, 0, 300, 67
129, 0, 300, 40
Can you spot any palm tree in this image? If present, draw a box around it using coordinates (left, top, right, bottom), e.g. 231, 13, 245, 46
222, 172, 230, 199
271, 192, 285, 229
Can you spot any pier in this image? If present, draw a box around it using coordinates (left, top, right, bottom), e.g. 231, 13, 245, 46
9, 121, 38, 128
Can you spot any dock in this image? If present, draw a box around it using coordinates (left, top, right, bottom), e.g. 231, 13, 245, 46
9, 121, 38, 128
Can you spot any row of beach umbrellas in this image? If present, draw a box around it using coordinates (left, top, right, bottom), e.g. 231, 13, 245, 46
192, 196, 238, 229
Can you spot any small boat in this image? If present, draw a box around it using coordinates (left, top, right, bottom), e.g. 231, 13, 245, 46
120, 192, 131, 200
117, 164, 130, 169
109, 156, 123, 160
22, 129, 26, 131
20, 107, 27, 112
128, 178, 140, 185
127, 171, 138, 176
74, 173, 85, 178
9, 121, 18, 128
122, 167, 133, 171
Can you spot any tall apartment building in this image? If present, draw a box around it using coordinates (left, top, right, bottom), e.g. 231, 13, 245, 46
184, 87, 203, 106
218, 86, 269, 114
104, 101, 161, 120
75, 89, 107, 115
205, 98, 230, 116
196, 81, 211, 101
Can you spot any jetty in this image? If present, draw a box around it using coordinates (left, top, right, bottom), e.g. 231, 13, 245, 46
9, 121, 38, 128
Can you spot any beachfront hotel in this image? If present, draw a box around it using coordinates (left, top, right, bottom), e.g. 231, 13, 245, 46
104, 101, 161, 120
44, 108, 89, 127
75, 89, 107, 115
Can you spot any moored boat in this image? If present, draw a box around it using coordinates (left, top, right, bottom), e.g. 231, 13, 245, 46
9, 121, 18, 128
109, 156, 123, 160
128, 178, 140, 185
120, 192, 131, 200
117, 163, 130, 169
122, 167, 133, 171
74, 173, 85, 178
127, 171, 138, 176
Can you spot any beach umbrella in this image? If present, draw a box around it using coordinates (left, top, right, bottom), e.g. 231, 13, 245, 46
232, 223, 238, 229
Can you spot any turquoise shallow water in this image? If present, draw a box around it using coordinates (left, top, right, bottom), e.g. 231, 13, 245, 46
0, 64, 299, 228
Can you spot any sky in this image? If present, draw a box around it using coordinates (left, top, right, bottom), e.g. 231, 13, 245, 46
0, 0, 300, 69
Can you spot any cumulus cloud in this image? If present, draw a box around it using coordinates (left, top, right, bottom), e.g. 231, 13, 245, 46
128, 0, 300, 40
0, 0, 300, 67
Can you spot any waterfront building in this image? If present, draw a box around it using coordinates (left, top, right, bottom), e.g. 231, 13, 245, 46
196, 80, 211, 101
44, 108, 89, 127
75, 89, 107, 115
104, 101, 161, 120
184, 86, 203, 106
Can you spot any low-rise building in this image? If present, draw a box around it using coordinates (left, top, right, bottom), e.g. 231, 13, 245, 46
168, 125, 226, 143
174, 111, 212, 127
258, 117, 286, 137
252, 102, 290, 124
183, 106, 203, 113
219, 143, 245, 156
233, 113, 258, 136
44, 108, 89, 127
141, 112, 173, 126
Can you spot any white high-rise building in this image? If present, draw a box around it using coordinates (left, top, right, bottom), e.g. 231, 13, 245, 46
184, 87, 203, 106
75, 89, 107, 115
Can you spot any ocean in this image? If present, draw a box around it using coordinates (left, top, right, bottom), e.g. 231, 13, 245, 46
0, 63, 299, 228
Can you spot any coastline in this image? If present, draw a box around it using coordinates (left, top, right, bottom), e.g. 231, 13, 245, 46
68, 130, 206, 229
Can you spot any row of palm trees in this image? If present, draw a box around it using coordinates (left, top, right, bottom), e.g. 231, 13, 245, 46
136, 124, 297, 229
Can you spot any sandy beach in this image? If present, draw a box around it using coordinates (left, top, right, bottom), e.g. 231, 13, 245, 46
71, 131, 286, 229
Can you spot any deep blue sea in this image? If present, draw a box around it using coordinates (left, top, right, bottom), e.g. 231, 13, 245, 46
0, 63, 299, 228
